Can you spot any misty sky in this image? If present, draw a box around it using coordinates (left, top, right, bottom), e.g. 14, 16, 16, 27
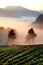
0, 0, 43, 11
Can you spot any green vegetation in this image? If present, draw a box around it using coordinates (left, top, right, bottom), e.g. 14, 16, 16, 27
0, 45, 43, 65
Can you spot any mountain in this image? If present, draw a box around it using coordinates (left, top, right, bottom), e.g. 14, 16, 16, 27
0, 8, 13, 17
0, 8, 8, 17
31, 14, 43, 29
40, 10, 43, 14
35, 14, 43, 23
0, 6, 40, 17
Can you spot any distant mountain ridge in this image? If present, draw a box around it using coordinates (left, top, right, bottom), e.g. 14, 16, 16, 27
0, 6, 40, 17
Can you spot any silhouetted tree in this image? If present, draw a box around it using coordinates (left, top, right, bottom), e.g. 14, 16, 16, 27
28, 28, 35, 34
8, 29, 16, 39
25, 28, 37, 43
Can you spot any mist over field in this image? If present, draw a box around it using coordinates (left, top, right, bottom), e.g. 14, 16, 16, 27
0, 17, 43, 45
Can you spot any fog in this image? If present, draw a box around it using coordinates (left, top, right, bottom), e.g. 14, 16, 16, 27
0, 17, 43, 45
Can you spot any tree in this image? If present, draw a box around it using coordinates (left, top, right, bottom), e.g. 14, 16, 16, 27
25, 28, 37, 43
28, 28, 35, 34
8, 29, 16, 39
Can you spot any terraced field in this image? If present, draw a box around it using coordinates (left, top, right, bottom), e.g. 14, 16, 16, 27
0, 45, 43, 65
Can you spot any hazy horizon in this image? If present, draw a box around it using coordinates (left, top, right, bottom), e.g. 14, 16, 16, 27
0, 0, 43, 11
0, 5, 42, 12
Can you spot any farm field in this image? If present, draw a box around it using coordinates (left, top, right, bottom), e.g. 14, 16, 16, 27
0, 45, 43, 65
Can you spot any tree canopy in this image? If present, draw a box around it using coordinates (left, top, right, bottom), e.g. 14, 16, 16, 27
8, 29, 16, 39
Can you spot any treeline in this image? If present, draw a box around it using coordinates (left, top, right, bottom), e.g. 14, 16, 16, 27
0, 26, 37, 45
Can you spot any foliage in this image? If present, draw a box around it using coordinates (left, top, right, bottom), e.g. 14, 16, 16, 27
0, 45, 43, 65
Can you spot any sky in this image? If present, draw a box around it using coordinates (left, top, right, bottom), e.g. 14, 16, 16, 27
0, 0, 43, 11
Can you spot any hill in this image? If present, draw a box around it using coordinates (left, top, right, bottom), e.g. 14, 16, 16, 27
31, 14, 43, 29
0, 6, 40, 17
